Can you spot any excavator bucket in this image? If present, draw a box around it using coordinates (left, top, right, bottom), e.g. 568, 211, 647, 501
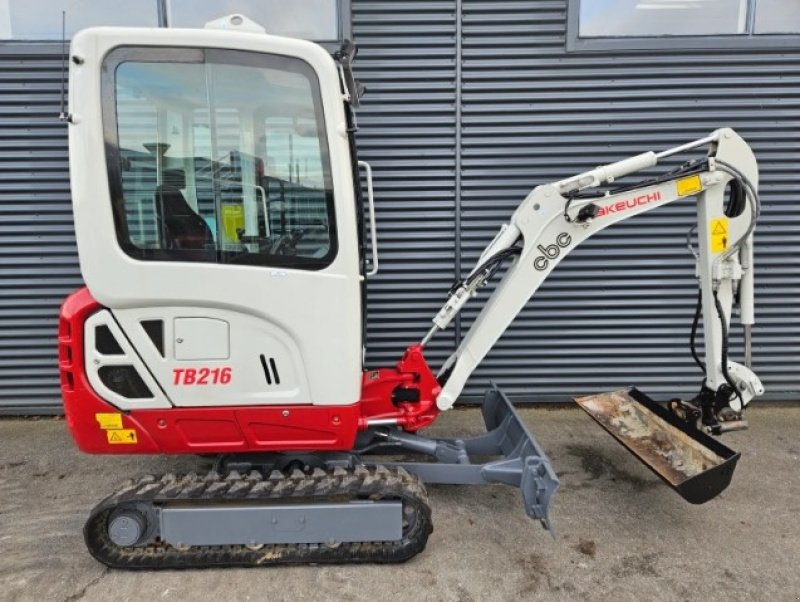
574, 388, 740, 504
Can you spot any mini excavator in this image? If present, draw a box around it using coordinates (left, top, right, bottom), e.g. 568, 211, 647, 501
58, 15, 763, 568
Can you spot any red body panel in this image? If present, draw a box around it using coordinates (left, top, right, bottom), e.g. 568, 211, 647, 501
60, 288, 161, 453
131, 404, 361, 453
59, 288, 441, 455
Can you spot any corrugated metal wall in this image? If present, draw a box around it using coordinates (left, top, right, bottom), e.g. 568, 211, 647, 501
352, 0, 459, 373
0, 51, 80, 414
0, 0, 798, 412
354, 0, 800, 402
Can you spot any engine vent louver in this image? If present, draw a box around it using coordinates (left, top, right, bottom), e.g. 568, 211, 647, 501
140, 320, 165, 357
269, 358, 281, 385
95, 325, 124, 355
259, 354, 281, 386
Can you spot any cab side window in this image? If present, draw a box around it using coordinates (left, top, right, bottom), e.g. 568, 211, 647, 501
105, 48, 337, 269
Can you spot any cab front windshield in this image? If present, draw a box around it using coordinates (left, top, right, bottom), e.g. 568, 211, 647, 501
105, 48, 336, 269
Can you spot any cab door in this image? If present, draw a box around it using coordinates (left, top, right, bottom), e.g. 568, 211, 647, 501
68, 17, 363, 409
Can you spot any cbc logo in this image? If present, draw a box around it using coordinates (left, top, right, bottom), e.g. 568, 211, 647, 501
533, 232, 572, 271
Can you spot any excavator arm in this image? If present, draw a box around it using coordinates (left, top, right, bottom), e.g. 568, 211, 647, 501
424, 128, 764, 432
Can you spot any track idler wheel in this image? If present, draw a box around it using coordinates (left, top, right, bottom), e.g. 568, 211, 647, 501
106, 504, 157, 547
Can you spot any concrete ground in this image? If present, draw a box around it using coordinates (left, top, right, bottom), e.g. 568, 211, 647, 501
0, 404, 798, 602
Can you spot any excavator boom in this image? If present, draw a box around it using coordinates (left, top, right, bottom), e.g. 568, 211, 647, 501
429, 128, 762, 417
422, 128, 762, 503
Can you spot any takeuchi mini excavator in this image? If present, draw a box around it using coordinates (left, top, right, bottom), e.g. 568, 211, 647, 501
59, 15, 764, 568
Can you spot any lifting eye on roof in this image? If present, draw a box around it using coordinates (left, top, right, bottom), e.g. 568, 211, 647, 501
204, 13, 266, 34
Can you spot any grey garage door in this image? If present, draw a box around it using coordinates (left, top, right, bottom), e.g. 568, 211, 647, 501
353, 0, 800, 402
0, 49, 81, 414
0, 0, 798, 413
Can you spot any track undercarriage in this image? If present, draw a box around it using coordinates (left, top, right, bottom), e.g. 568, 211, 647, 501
84, 386, 559, 569
86, 465, 432, 568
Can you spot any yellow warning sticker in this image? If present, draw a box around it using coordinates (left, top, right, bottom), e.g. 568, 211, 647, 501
710, 217, 729, 253
677, 175, 703, 197
95, 413, 123, 430
221, 204, 245, 244
107, 429, 138, 445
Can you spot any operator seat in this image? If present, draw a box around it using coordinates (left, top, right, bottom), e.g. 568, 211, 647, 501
154, 170, 213, 250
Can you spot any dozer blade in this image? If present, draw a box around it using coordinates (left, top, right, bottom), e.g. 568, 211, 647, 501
391, 385, 560, 532
574, 388, 740, 504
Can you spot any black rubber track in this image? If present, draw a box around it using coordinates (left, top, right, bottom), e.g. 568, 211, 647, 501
84, 465, 433, 569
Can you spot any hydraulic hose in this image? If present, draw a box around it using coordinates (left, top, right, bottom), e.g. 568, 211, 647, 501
712, 289, 744, 409
690, 288, 705, 375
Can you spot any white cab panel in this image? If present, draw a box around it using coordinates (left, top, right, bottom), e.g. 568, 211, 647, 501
113, 306, 308, 407
68, 24, 363, 407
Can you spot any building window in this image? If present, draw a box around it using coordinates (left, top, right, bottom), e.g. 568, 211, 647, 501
0, 0, 159, 40
754, 0, 800, 34
568, 0, 800, 51
0, 0, 348, 44
103, 47, 337, 270
166, 0, 342, 41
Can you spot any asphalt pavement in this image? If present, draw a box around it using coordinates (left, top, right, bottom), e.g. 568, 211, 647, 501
0, 403, 798, 601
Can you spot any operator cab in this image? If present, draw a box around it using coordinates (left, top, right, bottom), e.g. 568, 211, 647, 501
68, 16, 364, 410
